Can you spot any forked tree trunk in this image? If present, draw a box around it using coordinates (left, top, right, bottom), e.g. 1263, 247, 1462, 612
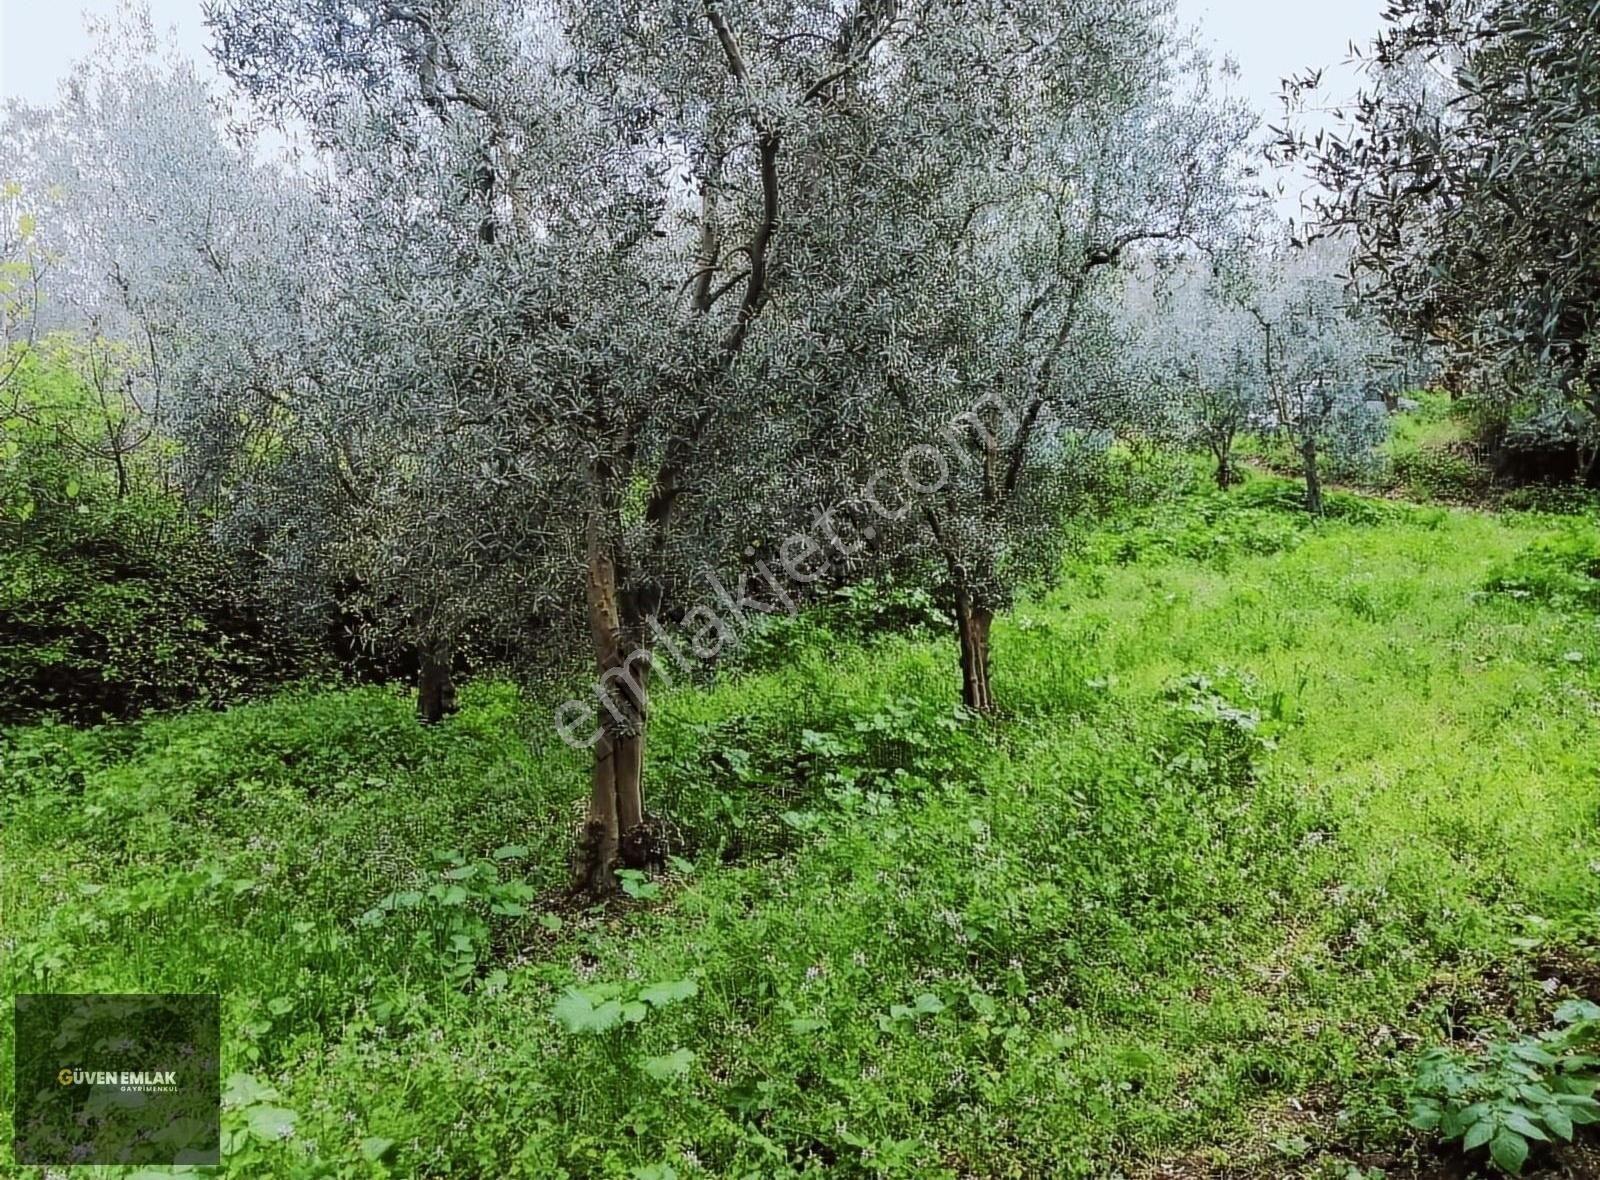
1301, 438, 1324, 516
954, 589, 995, 715
572, 532, 653, 894
1214, 449, 1234, 489
416, 635, 458, 724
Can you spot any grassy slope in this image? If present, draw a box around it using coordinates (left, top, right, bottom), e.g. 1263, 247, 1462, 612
2, 479, 1599, 1179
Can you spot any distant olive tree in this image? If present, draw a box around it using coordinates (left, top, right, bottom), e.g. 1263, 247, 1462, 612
4, 12, 517, 722
1234, 241, 1389, 514
1141, 258, 1266, 489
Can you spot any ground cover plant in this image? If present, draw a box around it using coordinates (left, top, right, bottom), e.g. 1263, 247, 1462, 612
4, 470, 1600, 1177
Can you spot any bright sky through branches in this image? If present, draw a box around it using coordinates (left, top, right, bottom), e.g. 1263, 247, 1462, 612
0, 0, 1383, 218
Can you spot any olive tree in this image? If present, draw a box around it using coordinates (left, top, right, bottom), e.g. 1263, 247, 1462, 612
1277, 0, 1600, 476
814, 0, 1256, 712
5, 11, 518, 722
1139, 257, 1267, 489
197, 0, 1100, 887
1233, 240, 1389, 514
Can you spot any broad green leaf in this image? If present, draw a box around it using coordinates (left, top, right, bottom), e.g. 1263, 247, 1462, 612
1555, 999, 1600, 1024
585, 999, 624, 1032
1512, 1043, 1558, 1066
1501, 1112, 1548, 1142
245, 1105, 298, 1141
222, 1073, 277, 1107
631, 1165, 679, 1180
639, 979, 698, 1007
1561, 1094, 1600, 1123
1408, 1099, 1441, 1132
551, 989, 595, 1033
1542, 1104, 1574, 1142
1490, 1129, 1529, 1175
641, 1047, 695, 1080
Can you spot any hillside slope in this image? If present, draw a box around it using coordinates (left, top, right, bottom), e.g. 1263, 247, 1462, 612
3, 479, 1599, 1178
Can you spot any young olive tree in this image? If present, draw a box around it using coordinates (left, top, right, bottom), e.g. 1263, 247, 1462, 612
812, 0, 1256, 713
1234, 241, 1389, 513
1139, 258, 1267, 489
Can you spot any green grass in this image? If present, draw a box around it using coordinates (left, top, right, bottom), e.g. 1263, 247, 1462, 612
1383, 396, 1494, 503
1384, 391, 1469, 456
3, 476, 1600, 1178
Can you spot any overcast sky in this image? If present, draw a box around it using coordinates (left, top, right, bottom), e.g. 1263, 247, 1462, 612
0, 0, 1385, 215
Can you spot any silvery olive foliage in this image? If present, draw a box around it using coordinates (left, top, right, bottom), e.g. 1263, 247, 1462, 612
1279, 0, 1600, 474
193, 0, 1188, 877
0, 11, 348, 596
4, 0, 1278, 874
801, 0, 1258, 704
195, 0, 939, 658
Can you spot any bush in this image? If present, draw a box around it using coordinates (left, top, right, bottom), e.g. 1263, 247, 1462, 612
0, 487, 319, 723
0, 349, 322, 723
1406, 1001, 1600, 1176
1501, 484, 1600, 515
1482, 528, 1600, 611
1391, 445, 1493, 501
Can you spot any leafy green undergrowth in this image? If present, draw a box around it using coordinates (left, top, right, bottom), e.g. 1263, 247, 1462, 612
1405, 1001, 1600, 1176
4, 481, 1600, 1178
1483, 527, 1600, 613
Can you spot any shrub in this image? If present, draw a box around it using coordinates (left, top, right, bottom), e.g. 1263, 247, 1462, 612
1391, 445, 1493, 501
0, 497, 319, 723
0, 352, 322, 722
1482, 528, 1600, 611
1501, 484, 1600, 515
1406, 1001, 1600, 1175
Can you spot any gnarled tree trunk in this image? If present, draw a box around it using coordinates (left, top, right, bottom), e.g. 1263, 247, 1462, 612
416, 635, 458, 724
1301, 437, 1324, 516
954, 588, 994, 714
572, 531, 654, 894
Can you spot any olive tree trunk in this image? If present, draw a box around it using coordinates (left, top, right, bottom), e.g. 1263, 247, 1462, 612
572, 532, 654, 894
1301, 437, 1325, 515
954, 588, 995, 715
416, 635, 459, 724
1213, 445, 1235, 489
